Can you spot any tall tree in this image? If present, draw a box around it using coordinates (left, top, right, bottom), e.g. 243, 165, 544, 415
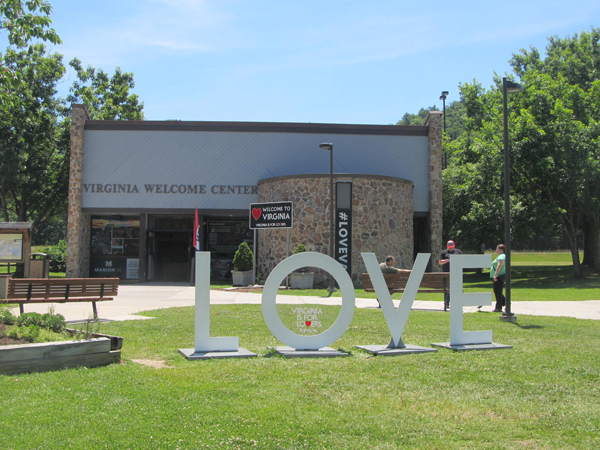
511, 70, 599, 277
396, 106, 438, 126
444, 28, 600, 277
0, 0, 60, 105
67, 58, 144, 120
511, 28, 600, 270
0, 44, 69, 230
442, 79, 541, 252
0, 44, 146, 238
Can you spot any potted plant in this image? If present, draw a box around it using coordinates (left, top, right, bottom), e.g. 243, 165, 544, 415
290, 244, 315, 289
232, 242, 254, 286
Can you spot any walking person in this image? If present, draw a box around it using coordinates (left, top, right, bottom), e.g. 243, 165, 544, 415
439, 240, 461, 310
491, 244, 506, 312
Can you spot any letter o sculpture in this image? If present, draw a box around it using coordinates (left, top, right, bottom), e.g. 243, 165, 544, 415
262, 252, 355, 350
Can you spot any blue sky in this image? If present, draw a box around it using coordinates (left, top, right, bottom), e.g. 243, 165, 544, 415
11, 0, 600, 123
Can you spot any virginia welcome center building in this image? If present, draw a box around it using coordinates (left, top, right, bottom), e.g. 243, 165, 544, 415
66, 104, 443, 285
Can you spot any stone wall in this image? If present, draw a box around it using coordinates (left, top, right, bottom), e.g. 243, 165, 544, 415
425, 111, 443, 271
256, 175, 414, 285
66, 105, 90, 277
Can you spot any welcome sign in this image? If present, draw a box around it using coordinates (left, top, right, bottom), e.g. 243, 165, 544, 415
179, 252, 511, 360
249, 201, 293, 229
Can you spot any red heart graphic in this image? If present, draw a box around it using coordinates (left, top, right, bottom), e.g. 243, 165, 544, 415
252, 208, 261, 220
305, 321, 311, 327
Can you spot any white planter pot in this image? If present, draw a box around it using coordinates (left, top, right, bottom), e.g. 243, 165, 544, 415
290, 272, 314, 289
232, 270, 253, 286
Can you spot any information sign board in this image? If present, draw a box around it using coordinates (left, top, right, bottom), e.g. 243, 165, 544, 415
249, 201, 293, 229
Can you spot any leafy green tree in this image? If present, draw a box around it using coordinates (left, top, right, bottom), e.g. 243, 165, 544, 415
510, 70, 600, 277
443, 99, 466, 141
442, 81, 541, 253
0, 44, 69, 231
67, 58, 144, 120
0, 44, 145, 240
0, 0, 60, 106
0, 0, 60, 46
444, 28, 600, 277
510, 28, 600, 271
396, 106, 439, 126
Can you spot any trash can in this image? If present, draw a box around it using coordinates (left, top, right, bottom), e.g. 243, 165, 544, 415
30, 253, 50, 278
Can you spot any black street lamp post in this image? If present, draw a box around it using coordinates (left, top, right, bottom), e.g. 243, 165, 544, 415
501, 77, 524, 323
319, 143, 335, 294
440, 91, 448, 168
439, 91, 448, 133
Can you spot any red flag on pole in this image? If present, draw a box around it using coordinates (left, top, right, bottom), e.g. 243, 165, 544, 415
193, 207, 200, 251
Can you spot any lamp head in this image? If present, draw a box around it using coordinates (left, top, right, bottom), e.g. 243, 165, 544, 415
319, 143, 333, 151
440, 91, 449, 100
505, 80, 524, 94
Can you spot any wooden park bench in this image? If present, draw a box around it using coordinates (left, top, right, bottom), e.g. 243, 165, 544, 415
361, 272, 451, 311
4, 278, 119, 320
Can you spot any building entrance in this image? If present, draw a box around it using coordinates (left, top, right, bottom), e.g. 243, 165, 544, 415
152, 231, 192, 282
206, 220, 253, 282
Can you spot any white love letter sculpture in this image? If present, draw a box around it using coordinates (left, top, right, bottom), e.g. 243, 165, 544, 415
449, 254, 493, 345
362, 253, 430, 348
262, 252, 355, 350
194, 252, 239, 352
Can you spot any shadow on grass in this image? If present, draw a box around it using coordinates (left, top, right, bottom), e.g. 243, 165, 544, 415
511, 323, 545, 330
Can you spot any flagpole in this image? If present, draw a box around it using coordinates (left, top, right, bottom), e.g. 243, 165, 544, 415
192, 207, 200, 286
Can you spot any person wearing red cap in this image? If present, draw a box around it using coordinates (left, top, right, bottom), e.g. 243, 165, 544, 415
439, 240, 461, 309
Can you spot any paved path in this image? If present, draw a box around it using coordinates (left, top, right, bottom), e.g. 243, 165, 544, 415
6, 283, 600, 322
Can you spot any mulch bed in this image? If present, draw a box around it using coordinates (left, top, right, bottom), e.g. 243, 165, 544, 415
0, 323, 30, 346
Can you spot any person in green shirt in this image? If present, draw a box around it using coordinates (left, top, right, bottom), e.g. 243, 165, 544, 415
491, 244, 506, 312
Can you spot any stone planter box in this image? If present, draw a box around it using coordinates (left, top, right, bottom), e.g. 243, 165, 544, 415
290, 272, 315, 289
0, 334, 122, 376
232, 270, 253, 286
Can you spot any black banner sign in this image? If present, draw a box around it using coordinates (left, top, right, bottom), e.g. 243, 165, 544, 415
249, 201, 293, 229
335, 182, 352, 275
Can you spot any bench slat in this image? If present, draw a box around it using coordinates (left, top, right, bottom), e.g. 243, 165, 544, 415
8, 279, 119, 299
5, 297, 113, 304
6, 278, 119, 320
362, 272, 449, 292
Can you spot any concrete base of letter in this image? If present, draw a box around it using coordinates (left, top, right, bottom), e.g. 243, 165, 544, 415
431, 342, 512, 352
355, 344, 438, 356
270, 346, 349, 358
178, 348, 257, 360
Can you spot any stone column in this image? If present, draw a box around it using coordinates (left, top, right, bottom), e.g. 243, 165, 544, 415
425, 111, 443, 271
66, 104, 91, 277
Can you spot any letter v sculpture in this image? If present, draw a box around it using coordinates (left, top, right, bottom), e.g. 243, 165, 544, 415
356, 253, 438, 356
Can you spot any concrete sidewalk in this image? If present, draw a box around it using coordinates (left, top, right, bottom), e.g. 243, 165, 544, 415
6, 282, 600, 322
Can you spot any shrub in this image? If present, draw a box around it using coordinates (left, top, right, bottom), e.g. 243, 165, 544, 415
293, 244, 309, 273
17, 312, 44, 328
12, 311, 66, 333
7, 324, 40, 343
0, 307, 16, 325
43, 239, 67, 272
232, 242, 253, 271
293, 244, 307, 255
41, 313, 66, 333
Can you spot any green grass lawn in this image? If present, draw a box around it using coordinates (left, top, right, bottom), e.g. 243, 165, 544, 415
232, 251, 600, 302
1, 305, 599, 449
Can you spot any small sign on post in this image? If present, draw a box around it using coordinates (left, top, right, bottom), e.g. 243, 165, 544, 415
249, 201, 293, 229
